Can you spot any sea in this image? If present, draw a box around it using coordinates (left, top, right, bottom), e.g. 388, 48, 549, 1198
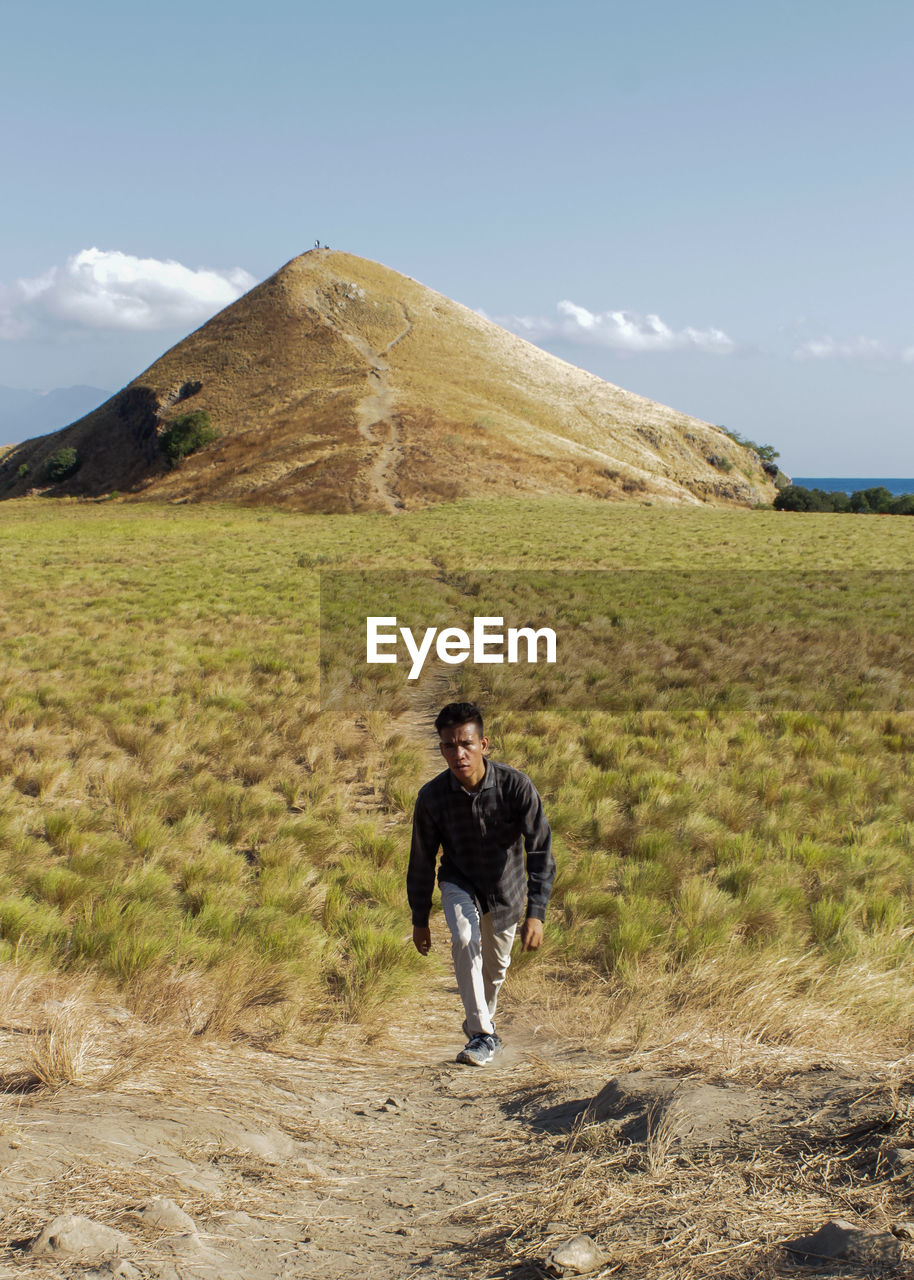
792, 477, 914, 496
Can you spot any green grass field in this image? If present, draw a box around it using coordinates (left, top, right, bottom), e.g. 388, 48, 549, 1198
1, 497, 912, 1045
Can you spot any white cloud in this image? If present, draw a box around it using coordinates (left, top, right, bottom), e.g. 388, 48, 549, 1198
497, 299, 736, 354
791, 333, 914, 364
0, 248, 257, 337
792, 335, 896, 362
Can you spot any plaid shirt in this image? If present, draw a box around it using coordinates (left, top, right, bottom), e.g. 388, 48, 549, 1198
408, 758, 555, 932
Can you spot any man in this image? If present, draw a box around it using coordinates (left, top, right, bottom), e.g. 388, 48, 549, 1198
407, 701, 555, 1066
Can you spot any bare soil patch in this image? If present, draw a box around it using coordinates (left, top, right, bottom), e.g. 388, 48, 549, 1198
0, 961, 581, 1280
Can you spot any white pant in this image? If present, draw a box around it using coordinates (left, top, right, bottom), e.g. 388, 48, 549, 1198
440, 881, 517, 1036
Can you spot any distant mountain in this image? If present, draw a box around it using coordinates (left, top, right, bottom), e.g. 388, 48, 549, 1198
0, 251, 775, 510
0, 384, 110, 446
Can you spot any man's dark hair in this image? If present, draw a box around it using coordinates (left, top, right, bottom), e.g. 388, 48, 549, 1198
434, 702, 484, 736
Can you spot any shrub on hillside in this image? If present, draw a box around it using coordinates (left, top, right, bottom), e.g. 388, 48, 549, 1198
43, 447, 80, 483
159, 411, 219, 467
718, 426, 780, 462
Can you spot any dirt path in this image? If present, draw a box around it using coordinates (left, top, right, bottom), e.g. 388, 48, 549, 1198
0, 959, 594, 1280
401, 667, 452, 773
327, 301, 411, 513
5, 976, 914, 1280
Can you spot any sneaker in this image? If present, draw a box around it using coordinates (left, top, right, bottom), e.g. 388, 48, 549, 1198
456, 1032, 502, 1067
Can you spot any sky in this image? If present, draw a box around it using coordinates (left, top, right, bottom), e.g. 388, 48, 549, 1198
2, 0, 912, 474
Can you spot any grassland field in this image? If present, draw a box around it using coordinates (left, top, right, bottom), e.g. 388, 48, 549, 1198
1, 496, 913, 1052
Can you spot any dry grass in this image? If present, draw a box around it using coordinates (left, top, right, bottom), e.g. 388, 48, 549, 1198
0, 1141, 317, 1272
468, 1141, 908, 1279
455, 1027, 914, 1280
503, 948, 914, 1077
1, 500, 913, 1068
0, 966, 192, 1099
27, 1000, 94, 1088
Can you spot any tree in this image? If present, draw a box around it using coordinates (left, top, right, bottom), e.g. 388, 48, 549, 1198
850, 486, 893, 513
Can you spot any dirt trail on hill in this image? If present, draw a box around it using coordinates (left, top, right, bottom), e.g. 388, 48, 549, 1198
330, 300, 412, 513
402, 669, 452, 772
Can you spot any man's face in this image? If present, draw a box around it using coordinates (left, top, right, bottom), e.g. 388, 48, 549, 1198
439, 721, 489, 789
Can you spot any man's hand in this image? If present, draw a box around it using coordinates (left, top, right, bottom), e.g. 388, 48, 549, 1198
412, 926, 432, 956
519, 917, 544, 951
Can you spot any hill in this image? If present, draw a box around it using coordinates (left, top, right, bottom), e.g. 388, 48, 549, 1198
0, 250, 776, 510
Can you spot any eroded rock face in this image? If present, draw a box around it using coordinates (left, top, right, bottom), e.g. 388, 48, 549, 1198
885, 1146, 914, 1169
583, 1068, 903, 1152
783, 1219, 902, 1265
30, 1213, 129, 1261
587, 1073, 757, 1146
135, 1196, 197, 1233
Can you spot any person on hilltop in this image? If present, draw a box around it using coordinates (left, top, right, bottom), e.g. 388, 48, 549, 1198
407, 701, 555, 1066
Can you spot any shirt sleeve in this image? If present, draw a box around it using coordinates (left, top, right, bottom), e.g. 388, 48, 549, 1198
518, 775, 555, 922
407, 790, 441, 928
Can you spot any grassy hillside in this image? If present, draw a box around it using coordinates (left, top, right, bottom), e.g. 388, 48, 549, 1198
1, 498, 912, 1047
